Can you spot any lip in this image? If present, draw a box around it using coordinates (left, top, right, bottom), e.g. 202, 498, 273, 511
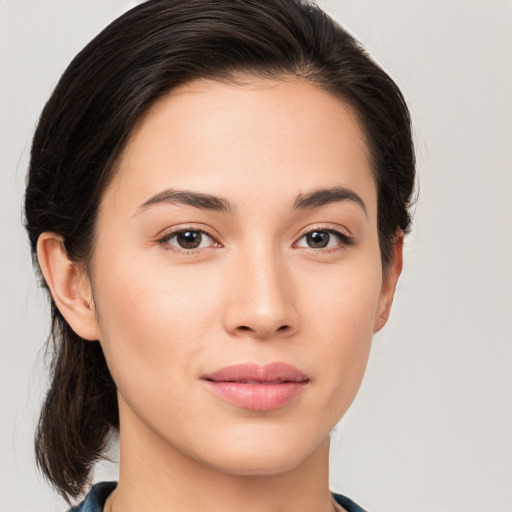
201, 362, 309, 411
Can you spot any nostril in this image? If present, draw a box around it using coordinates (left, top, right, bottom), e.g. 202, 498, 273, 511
233, 324, 294, 337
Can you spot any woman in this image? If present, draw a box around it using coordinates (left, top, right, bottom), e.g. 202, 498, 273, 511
24, 1, 415, 511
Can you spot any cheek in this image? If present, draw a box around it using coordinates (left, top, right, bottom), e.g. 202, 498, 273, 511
304, 251, 383, 338
90, 250, 222, 396
302, 256, 382, 406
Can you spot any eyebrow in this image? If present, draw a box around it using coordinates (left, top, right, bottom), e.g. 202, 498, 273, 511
136, 185, 367, 217
136, 189, 236, 215
293, 186, 367, 217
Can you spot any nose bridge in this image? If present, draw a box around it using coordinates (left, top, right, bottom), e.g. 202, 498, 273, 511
223, 239, 298, 338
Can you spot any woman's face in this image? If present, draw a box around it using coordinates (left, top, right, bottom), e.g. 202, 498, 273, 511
88, 77, 399, 475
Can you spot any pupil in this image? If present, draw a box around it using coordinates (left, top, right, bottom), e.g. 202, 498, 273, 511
177, 230, 201, 249
308, 231, 329, 248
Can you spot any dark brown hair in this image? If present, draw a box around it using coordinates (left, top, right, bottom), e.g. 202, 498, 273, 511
24, 0, 415, 502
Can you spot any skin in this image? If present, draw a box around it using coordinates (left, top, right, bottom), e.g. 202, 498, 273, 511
37, 76, 402, 512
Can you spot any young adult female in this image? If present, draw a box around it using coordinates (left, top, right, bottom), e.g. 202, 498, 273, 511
24, 0, 415, 511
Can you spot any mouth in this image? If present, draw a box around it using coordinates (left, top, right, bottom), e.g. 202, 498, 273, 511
201, 362, 310, 411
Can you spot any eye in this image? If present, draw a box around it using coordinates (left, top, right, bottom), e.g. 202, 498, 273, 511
159, 228, 219, 252
295, 229, 352, 251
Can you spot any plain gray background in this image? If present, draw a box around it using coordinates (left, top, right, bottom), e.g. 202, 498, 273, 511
1, 1, 511, 511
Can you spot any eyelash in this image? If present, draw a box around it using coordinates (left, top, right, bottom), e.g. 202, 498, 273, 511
157, 225, 354, 256
157, 225, 220, 255
293, 227, 354, 254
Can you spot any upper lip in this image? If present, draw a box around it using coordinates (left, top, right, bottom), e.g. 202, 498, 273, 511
202, 362, 309, 384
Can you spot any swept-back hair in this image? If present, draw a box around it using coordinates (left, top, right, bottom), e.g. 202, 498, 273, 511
24, 0, 415, 501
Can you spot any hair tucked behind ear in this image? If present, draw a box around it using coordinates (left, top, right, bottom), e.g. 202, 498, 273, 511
25, 0, 415, 502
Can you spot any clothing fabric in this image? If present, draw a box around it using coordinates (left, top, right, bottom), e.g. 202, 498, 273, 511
69, 481, 368, 512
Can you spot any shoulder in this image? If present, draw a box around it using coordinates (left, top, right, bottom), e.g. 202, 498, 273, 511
332, 492, 369, 512
68, 482, 117, 512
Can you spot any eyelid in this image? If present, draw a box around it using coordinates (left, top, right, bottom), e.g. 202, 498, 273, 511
156, 224, 222, 253
293, 224, 355, 252
295, 223, 353, 240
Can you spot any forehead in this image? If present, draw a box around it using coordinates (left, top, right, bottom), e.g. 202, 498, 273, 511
103, 76, 376, 218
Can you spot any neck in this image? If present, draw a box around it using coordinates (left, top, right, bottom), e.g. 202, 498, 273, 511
112, 399, 335, 512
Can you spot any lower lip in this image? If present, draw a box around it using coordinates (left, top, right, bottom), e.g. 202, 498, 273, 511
203, 381, 308, 411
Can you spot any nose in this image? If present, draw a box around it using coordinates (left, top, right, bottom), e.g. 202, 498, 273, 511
222, 244, 299, 340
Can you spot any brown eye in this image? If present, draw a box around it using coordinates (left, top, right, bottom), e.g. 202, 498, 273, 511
295, 228, 352, 251
306, 231, 330, 248
161, 229, 216, 251
176, 230, 203, 249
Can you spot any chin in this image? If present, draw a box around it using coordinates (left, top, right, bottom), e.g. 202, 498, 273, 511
191, 427, 327, 477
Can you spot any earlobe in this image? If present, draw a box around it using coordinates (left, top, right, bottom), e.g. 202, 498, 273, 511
36, 233, 100, 341
374, 231, 404, 333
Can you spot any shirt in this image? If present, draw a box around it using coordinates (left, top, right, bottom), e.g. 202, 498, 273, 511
69, 481, 368, 512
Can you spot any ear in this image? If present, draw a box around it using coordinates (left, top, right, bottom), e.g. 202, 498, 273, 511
374, 231, 404, 333
36, 232, 101, 341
